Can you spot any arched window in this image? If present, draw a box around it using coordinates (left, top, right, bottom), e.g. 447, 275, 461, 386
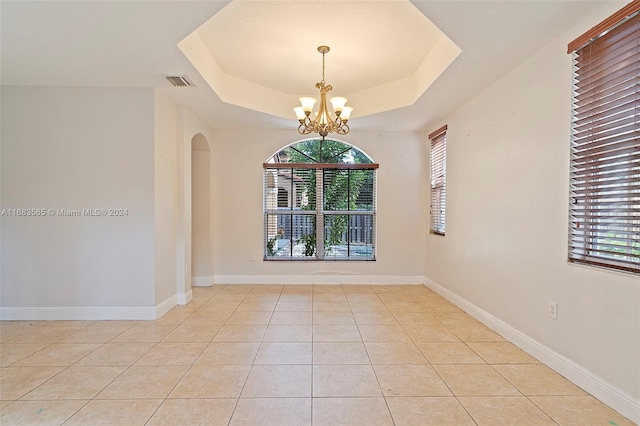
264, 139, 378, 260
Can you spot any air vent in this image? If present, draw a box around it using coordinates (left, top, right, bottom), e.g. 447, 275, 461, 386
165, 75, 195, 87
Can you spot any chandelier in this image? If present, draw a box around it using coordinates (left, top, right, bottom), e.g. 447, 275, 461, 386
294, 46, 353, 139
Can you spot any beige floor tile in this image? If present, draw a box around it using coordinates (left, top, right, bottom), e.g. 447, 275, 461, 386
459, 396, 556, 425
21, 366, 124, 400
196, 342, 260, 365
209, 293, 248, 302
0, 366, 64, 400
0, 343, 49, 366
446, 324, 505, 341
198, 300, 241, 311
417, 342, 485, 364
96, 365, 187, 399
313, 285, 345, 294
433, 312, 478, 326
313, 364, 381, 397
213, 325, 266, 342
236, 300, 278, 311
254, 342, 312, 364
278, 294, 312, 303
375, 364, 452, 397
242, 365, 311, 397
226, 311, 273, 325
358, 325, 411, 342
274, 302, 313, 312
529, 395, 637, 426
365, 341, 428, 364
386, 397, 476, 425
346, 294, 381, 303
353, 311, 399, 325
0, 401, 12, 409
141, 310, 192, 326
313, 324, 361, 342
493, 364, 588, 395
181, 311, 233, 326
467, 341, 538, 364
112, 325, 176, 343
384, 301, 428, 313
4, 326, 79, 344
433, 365, 520, 396
313, 311, 355, 325
74, 342, 154, 366
0, 399, 87, 425
422, 300, 463, 313
134, 342, 206, 365
263, 324, 312, 341
342, 285, 376, 294
169, 365, 251, 398
59, 325, 131, 343
403, 325, 460, 342
230, 398, 311, 426
313, 342, 370, 364
393, 312, 440, 326
348, 301, 390, 312
64, 399, 162, 425
313, 301, 351, 312
162, 325, 220, 343
313, 293, 348, 302
147, 398, 236, 426
270, 311, 312, 325
312, 397, 393, 426
13, 343, 100, 366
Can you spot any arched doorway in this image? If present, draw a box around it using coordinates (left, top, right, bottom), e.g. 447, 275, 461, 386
191, 134, 211, 285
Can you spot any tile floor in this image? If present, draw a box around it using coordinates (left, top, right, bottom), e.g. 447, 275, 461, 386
0, 284, 635, 425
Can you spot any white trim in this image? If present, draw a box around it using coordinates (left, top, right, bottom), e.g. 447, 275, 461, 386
213, 275, 425, 285
0, 295, 180, 321
155, 294, 177, 318
192, 276, 213, 286
176, 289, 193, 305
424, 277, 640, 424
0, 306, 157, 321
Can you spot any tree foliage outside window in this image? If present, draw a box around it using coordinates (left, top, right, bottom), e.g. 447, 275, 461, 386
263, 139, 377, 260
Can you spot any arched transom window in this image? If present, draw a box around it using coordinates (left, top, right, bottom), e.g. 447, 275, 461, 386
264, 139, 378, 260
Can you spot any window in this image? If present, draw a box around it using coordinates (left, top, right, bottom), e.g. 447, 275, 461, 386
567, 2, 639, 274
429, 125, 447, 235
264, 139, 378, 260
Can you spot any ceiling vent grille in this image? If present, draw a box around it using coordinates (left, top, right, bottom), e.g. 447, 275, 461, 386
165, 75, 195, 87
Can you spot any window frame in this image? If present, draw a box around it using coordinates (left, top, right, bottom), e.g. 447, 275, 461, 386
429, 125, 447, 236
566, 2, 640, 274
263, 143, 378, 261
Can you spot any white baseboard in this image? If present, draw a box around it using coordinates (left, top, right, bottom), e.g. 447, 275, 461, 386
0, 306, 158, 320
176, 289, 193, 305
212, 275, 425, 285
192, 276, 213, 286
424, 277, 640, 424
0, 295, 180, 321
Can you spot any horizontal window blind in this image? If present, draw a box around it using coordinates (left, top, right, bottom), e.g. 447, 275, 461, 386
568, 6, 639, 273
429, 125, 447, 235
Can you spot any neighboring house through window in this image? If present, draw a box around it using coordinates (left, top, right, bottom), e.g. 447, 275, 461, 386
264, 139, 378, 260
567, 2, 639, 273
429, 125, 447, 235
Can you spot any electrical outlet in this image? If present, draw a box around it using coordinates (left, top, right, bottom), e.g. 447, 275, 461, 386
404, 253, 411, 262
250, 253, 256, 261
548, 301, 558, 319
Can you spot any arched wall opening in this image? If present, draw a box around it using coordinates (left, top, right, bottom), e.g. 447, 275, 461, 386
191, 133, 212, 284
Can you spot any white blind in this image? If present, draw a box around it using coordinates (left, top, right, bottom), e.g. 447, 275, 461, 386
429, 125, 447, 235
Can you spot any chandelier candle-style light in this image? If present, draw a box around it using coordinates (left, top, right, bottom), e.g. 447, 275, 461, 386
294, 46, 353, 139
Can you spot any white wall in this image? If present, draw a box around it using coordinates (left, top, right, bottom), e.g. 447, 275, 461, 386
211, 129, 427, 283
425, 5, 639, 417
191, 144, 211, 280
1, 86, 156, 314
153, 91, 178, 305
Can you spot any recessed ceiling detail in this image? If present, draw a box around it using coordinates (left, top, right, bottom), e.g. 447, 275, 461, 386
178, 0, 461, 120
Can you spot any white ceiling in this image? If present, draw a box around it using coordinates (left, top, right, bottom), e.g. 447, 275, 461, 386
0, 0, 623, 133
